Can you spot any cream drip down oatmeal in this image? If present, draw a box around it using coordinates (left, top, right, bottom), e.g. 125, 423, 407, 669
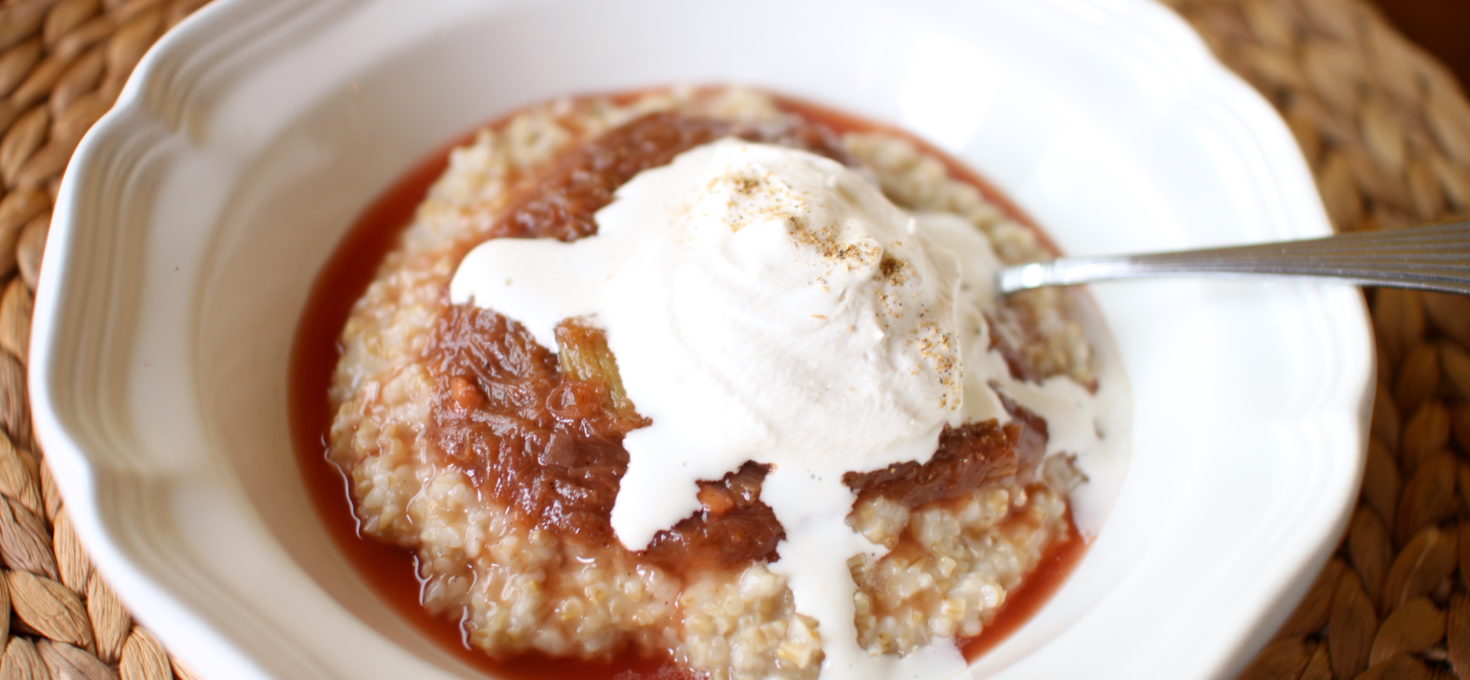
316, 87, 1127, 679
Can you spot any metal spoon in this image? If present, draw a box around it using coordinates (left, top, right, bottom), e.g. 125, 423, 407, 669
995, 220, 1470, 295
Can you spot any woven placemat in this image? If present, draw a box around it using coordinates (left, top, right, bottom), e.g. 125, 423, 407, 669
0, 0, 1465, 678
1159, 1, 1470, 678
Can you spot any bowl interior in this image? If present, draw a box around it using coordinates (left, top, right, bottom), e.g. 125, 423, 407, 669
36, 0, 1372, 677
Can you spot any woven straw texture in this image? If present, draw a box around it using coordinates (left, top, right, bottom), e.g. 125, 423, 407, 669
0, 0, 1465, 678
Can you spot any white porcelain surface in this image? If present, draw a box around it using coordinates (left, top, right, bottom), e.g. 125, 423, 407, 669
32, 0, 1373, 678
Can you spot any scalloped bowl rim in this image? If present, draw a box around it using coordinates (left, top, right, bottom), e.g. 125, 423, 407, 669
32, 0, 1373, 678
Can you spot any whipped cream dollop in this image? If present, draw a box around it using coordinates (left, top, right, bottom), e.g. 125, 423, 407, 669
451, 139, 1106, 679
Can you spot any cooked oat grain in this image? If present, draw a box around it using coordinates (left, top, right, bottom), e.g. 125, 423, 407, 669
328, 88, 1090, 680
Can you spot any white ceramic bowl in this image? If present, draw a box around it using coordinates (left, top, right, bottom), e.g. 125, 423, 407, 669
32, 0, 1373, 678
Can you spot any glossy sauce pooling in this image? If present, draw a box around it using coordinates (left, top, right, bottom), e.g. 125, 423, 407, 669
844, 405, 1047, 509
290, 131, 703, 680
292, 93, 1086, 680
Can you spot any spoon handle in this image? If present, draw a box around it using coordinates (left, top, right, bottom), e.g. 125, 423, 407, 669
996, 221, 1470, 295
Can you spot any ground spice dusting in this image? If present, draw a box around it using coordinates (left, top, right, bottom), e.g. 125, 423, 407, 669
878, 254, 905, 281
